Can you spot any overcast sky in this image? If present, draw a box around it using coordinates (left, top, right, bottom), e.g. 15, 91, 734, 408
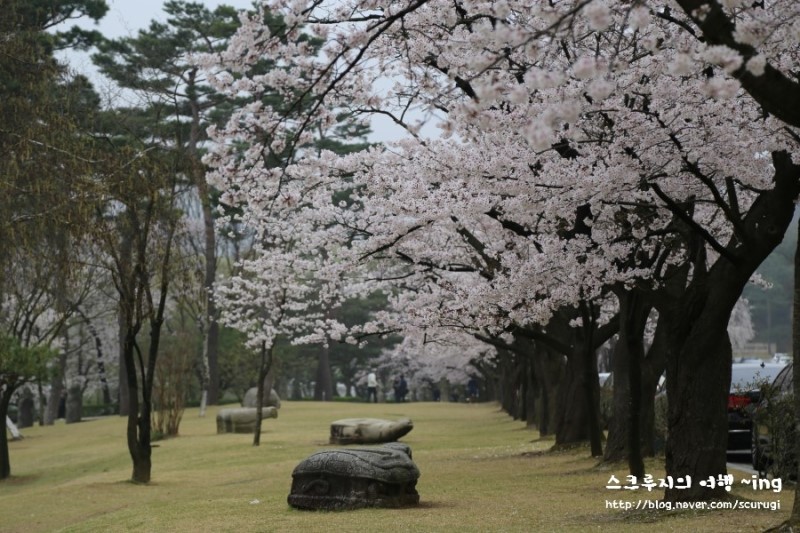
58, 0, 427, 142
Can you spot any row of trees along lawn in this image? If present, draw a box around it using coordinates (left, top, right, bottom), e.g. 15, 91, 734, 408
4, 6, 800, 532
189, 1, 800, 522
0, 0, 109, 480
0, 0, 194, 483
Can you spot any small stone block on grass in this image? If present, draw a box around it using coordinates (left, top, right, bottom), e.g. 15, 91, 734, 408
329, 417, 413, 445
216, 407, 278, 434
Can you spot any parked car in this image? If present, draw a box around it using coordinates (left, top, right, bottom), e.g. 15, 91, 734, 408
727, 362, 786, 455
600, 363, 777, 455
751, 362, 794, 474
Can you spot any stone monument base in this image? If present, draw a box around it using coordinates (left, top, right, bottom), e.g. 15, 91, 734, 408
329, 417, 413, 445
216, 407, 277, 434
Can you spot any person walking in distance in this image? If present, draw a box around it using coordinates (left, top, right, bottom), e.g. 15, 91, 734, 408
467, 377, 479, 403
367, 369, 378, 403
398, 374, 408, 402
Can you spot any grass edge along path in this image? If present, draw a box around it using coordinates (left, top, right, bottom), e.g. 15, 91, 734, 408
0, 401, 790, 532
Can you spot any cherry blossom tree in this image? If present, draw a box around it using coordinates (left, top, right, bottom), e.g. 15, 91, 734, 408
370, 328, 492, 398
200, 0, 800, 502
216, 235, 339, 444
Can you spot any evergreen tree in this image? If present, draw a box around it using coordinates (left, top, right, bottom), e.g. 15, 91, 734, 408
0, 0, 108, 480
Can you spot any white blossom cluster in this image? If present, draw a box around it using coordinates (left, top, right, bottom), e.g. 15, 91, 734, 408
197, 1, 799, 368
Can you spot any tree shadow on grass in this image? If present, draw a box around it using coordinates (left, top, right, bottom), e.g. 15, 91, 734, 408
8, 434, 42, 447
0, 474, 40, 486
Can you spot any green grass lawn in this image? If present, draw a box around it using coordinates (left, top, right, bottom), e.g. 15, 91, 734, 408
0, 401, 790, 532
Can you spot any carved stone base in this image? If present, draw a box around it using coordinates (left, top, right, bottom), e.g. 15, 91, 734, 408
288, 443, 420, 510
216, 407, 278, 434
329, 418, 413, 445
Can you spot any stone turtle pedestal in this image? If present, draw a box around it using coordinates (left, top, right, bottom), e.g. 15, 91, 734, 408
329, 418, 413, 445
288, 443, 420, 510
216, 407, 278, 434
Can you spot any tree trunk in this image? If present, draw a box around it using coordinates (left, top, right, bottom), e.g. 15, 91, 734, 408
94, 340, 113, 407
604, 339, 628, 463
524, 355, 537, 428
498, 350, 517, 417
200, 212, 220, 406
198, 322, 210, 418
517, 356, 528, 422
17, 388, 34, 428
65, 384, 82, 424
553, 311, 606, 455
625, 294, 646, 479
664, 244, 780, 500
663, 301, 732, 501
604, 289, 651, 477
125, 313, 167, 483
117, 232, 133, 418
253, 343, 274, 447
123, 328, 150, 484
555, 345, 591, 445
640, 314, 668, 457
580, 304, 604, 457
36, 380, 46, 426
76, 307, 112, 406
789, 215, 800, 524
0, 386, 14, 479
474, 358, 500, 403
533, 346, 563, 437
314, 344, 334, 401
45, 350, 67, 425
509, 358, 523, 419
190, 87, 220, 407
118, 316, 130, 417
660, 152, 800, 502
124, 217, 174, 483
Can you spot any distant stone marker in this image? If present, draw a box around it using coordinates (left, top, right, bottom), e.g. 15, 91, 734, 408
288, 442, 420, 510
18, 389, 34, 428
5, 416, 22, 440
65, 385, 82, 424
242, 388, 281, 409
329, 417, 413, 445
216, 407, 278, 434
